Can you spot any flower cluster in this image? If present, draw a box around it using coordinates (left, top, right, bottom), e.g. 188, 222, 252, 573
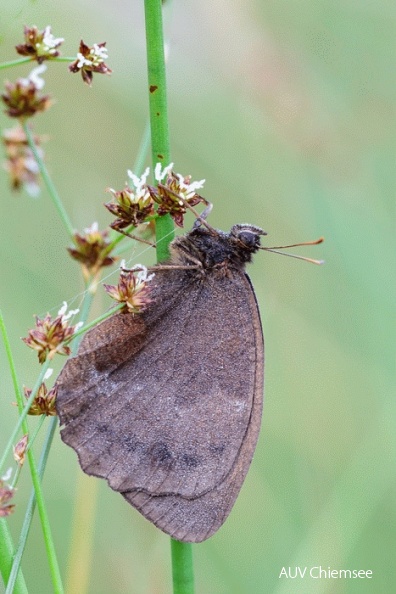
24, 383, 57, 416
2, 125, 45, 195
104, 264, 154, 313
105, 164, 206, 232
149, 163, 206, 227
0, 478, 16, 518
68, 222, 117, 280
1, 65, 51, 119
105, 184, 154, 233
15, 25, 64, 63
69, 40, 112, 85
22, 303, 83, 363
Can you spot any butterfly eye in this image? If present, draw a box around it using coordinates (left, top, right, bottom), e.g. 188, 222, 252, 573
238, 231, 259, 249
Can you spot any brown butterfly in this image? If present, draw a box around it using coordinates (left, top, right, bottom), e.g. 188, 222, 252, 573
56, 221, 322, 542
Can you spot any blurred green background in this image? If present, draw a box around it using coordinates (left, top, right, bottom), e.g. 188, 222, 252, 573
1, 1, 394, 593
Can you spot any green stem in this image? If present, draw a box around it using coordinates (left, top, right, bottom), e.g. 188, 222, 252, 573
0, 351, 51, 476
144, 0, 174, 262
22, 121, 75, 238
170, 540, 195, 594
52, 57, 78, 62
0, 312, 64, 593
0, 57, 32, 70
1, 280, 95, 592
5, 418, 58, 594
0, 520, 28, 594
144, 3, 194, 592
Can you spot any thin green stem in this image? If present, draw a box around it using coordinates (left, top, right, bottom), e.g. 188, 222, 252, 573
52, 57, 77, 62
0, 520, 28, 594
5, 418, 58, 594
3, 279, 96, 593
144, 3, 194, 592
170, 540, 195, 594
144, 0, 174, 262
0, 57, 32, 70
22, 121, 75, 238
0, 312, 64, 593
0, 351, 51, 476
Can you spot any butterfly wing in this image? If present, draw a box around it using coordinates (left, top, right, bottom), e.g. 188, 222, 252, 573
56, 269, 264, 542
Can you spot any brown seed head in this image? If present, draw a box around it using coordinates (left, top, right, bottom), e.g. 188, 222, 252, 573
22, 304, 82, 363
68, 222, 117, 281
149, 168, 206, 227
15, 25, 64, 63
69, 40, 112, 86
103, 266, 154, 313
2, 126, 45, 194
0, 480, 16, 517
24, 383, 57, 416
105, 186, 155, 231
13, 434, 29, 466
2, 78, 51, 119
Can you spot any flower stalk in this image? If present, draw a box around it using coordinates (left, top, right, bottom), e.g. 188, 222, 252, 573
144, 1, 195, 592
144, 0, 174, 262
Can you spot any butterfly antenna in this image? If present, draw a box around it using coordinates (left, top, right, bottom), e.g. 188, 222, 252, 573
260, 237, 324, 265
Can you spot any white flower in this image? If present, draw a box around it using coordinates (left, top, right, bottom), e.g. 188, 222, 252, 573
1, 468, 12, 482
91, 44, 108, 62
43, 368, 54, 380
76, 53, 92, 68
84, 221, 99, 234
58, 302, 80, 321
176, 173, 205, 198
154, 162, 174, 182
127, 167, 150, 192
20, 64, 47, 90
41, 26, 64, 52
132, 264, 155, 283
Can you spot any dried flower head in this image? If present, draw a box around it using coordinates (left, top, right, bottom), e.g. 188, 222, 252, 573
104, 264, 154, 313
69, 40, 112, 85
15, 25, 64, 63
149, 163, 206, 227
0, 478, 16, 517
24, 383, 57, 416
13, 434, 28, 466
105, 173, 155, 232
2, 125, 45, 195
68, 222, 117, 280
22, 303, 83, 363
2, 65, 51, 119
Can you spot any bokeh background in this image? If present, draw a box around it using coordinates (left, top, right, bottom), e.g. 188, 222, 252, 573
1, 1, 394, 593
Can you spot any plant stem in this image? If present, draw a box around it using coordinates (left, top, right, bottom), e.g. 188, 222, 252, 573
0, 312, 64, 593
170, 540, 195, 594
144, 2, 195, 592
0, 520, 28, 594
0, 57, 32, 70
22, 121, 75, 238
5, 418, 58, 594
0, 353, 51, 476
144, 0, 174, 262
